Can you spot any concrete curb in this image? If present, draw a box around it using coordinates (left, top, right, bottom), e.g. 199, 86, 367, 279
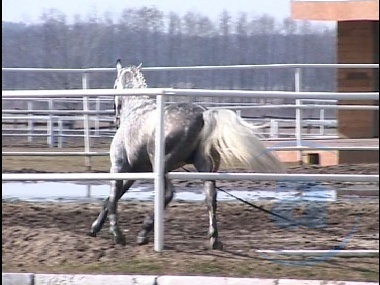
2, 273, 379, 285
2, 273, 34, 285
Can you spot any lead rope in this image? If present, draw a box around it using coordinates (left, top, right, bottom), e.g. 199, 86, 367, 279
180, 166, 301, 226
179, 166, 355, 240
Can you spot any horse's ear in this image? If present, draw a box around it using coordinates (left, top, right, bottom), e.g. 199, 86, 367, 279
137, 63, 142, 69
116, 59, 122, 73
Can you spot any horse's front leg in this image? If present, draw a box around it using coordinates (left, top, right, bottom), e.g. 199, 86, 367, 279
90, 179, 134, 237
108, 178, 126, 245
136, 177, 174, 245
204, 180, 223, 250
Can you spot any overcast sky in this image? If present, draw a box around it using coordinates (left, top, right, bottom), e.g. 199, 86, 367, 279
3, 0, 293, 23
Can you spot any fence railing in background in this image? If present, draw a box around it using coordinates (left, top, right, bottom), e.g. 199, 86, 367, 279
2, 88, 379, 159
2, 63, 379, 161
2, 102, 379, 147
2, 87, 379, 253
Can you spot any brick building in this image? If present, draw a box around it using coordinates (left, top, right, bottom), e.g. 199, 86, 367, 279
291, 0, 379, 164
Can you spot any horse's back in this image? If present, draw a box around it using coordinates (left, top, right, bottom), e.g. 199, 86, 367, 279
147, 103, 206, 170
165, 103, 205, 139
165, 103, 205, 127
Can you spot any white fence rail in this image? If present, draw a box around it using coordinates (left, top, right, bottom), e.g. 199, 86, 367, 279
2, 64, 379, 253
2, 172, 378, 182
2, 86, 379, 253
2, 63, 379, 73
3, 100, 378, 147
3, 63, 379, 153
0, 103, 339, 144
3, 88, 378, 99
2, 88, 378, 153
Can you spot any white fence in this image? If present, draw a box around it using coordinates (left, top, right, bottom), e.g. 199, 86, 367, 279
2, 86, 379, 252
5, 98, 378, 145
2, 63, 379, 161
2, 88, 379, 160
2, 99, 343, 144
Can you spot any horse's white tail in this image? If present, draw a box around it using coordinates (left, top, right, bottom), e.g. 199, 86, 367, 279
200, 109, 286, 173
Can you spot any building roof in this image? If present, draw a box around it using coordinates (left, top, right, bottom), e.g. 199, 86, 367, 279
291, 0, 379, 21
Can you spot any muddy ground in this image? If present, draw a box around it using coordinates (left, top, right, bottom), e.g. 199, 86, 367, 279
2, 200, 379, 281
2, 139, 379, 281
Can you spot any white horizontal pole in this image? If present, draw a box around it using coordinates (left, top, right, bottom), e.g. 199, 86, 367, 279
2, 67, 116, 73
2, 88, 378, 100
212, 105, 379, 110
5, 105, 379, 112
143, 63, 380, 71
2, 97, 114, 102
164, 89, 379, 100
2, 116, 113, 121
2, 145, 378, 156
269, 146, 379, 151
2, 173, 156, 181
167, 172, 379, 183
2, 152, 109, 156
2, 88, 166, 98
256, 250, 379, 257
2, 116, 59, 120
300, 99, 337, 102
3, 109, 114, 115
2, 172, 378, 182
2, 63, 378, 73
2, 134, 114, 139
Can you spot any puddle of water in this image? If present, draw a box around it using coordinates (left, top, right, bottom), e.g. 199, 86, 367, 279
2, 181, 336, 203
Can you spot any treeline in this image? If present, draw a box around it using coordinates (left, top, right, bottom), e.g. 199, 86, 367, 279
2, 7, 336, 94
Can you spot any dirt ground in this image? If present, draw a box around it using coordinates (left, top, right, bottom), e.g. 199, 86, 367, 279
2, 139, 379, 281
2, 200, 379, 281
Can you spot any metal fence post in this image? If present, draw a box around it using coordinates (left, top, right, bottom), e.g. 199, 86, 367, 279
320, 108, 325, 135
295, 68, 303, 164
47, 99, 54, 148
82, 73, 91, 172
27, 101, 34, 143
270, 119, 279, 138
58, 119, 63, 148
154, 93, 166, 252
95, 97, 100, 136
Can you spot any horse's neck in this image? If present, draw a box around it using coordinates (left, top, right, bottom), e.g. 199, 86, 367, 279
121, 96, 156, 121
120, 72, 155, 122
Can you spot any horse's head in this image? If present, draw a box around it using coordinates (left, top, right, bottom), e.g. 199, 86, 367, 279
114, 60, 146, 90
113, 59, 147, 129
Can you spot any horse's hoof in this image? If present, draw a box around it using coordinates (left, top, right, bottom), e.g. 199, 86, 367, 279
211, 239, 224, 250
90, 220, 102, 237
112, 234, 126, 246
110, 228, 126, 245
136, 235, 149, 246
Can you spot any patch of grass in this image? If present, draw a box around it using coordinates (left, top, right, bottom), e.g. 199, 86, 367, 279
361, 271, 380, 282
3, 259, 166, 275
2, 147, 110, 173
3, 256, 379, 282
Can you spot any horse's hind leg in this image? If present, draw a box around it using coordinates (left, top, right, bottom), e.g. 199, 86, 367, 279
136, 177, 174, 245
90, 179, 135, 237
203, 180, 223, 250
193, 153, 223, 250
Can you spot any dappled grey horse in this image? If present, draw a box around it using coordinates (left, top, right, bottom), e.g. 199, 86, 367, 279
89, 60, 285, 249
